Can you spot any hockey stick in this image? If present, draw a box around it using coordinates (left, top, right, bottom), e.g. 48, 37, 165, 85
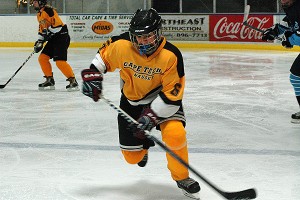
242, 5, 283, 41
0, 51, 35, 89
100, 96, 257, 200
242, 5, 264, 33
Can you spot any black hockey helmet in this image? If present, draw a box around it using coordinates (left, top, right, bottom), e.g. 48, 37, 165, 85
129, 8, 162, 55
39, 0, 47, 6
31, 0, 47, 10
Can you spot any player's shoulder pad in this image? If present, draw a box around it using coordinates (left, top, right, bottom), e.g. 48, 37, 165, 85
111, 32, 130, 43
43, 6, 54, 17
99, 32, 130, 51
164, 41, 184, 78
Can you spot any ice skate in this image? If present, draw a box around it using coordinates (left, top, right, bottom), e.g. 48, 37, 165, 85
38, 76, 55, 90
176, 177, 200, 200
137, 153, 148, 167
291, 111, 300, 124
66, 77, 79, 91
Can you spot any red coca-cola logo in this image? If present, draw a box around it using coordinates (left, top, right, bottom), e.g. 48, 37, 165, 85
210, 15, 274, 42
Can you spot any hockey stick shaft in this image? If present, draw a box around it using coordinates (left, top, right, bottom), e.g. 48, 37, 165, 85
100, 96, 257, 200
243, 5, 282, 41
243, 21, 264, 33
243, 5, 264, 32
0, 51, 35, 89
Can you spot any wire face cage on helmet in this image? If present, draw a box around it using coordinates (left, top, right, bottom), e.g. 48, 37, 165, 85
130, 29, 162, 56
129, 8, 162, 56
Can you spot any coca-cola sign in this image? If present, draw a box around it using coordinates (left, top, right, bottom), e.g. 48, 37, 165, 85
210, 15, 274, 42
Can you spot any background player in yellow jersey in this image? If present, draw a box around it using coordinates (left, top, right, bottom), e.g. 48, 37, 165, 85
32, 0, 78, 91
81, 8, 200, 199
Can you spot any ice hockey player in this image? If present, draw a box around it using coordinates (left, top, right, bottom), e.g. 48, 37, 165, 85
81, 8, 201, 199
262, 0, 300, 123
32, 0, 78, 91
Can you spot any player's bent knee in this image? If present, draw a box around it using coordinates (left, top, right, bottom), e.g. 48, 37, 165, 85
121, 150, 146, 164
160, 121, 187, 149
38, 53, 50, 63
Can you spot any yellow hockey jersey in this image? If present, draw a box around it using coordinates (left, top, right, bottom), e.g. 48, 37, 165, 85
36, 6, 64, 35
98, 32, 185, 109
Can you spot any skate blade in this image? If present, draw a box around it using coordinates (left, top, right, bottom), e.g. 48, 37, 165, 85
181, 189, 200, 200
38, 86, 55, 91
66, 86, 80, 92
291, 119, 300, 124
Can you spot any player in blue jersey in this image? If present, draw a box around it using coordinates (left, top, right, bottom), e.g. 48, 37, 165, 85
262, 0, 300, 123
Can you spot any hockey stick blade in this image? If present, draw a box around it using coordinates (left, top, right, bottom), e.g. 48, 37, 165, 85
100, 96, 257, 200
221, 188, 256, 200
149, 134, 257, 200
0, 51, 35, 89
243, 5, 250, 23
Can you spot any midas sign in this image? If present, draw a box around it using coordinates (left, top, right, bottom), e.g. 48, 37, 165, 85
92, 21, 113, 34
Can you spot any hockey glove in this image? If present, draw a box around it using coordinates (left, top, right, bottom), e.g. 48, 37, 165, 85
262, 28, 279, 41
34, 40, 44, 53
131, 108, 158, 139
262, 24, 288, 41
81, 68, 103, 102
282, 31, 294, 48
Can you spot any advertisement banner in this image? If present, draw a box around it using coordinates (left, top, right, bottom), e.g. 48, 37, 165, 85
67, 14, 132, 42
65, 14, 275, 43
161, 15, 209, 41
66, 14, 210, 42
209, 15, 274, 42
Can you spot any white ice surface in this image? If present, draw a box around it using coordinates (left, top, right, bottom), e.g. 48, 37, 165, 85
0, 48, 299, 200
